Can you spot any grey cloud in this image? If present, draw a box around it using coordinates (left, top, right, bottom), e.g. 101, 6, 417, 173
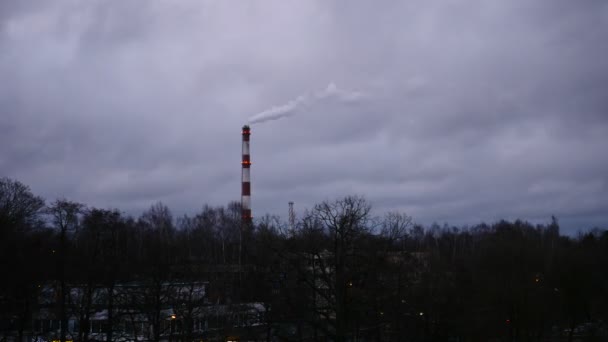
1, 0, 607, 234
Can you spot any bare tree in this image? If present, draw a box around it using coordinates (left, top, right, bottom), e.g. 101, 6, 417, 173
46, 199, 84, 342
311, 195, 372, 342
137, 202, 176, 342
0, 177, 45, 230
381, 211, 413, 250
0, 178, 45, 342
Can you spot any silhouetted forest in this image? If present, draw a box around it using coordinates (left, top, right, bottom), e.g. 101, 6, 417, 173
1, 176, 607, 341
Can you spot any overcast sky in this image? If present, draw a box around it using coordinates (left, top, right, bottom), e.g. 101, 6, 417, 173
1, 0, 607, 234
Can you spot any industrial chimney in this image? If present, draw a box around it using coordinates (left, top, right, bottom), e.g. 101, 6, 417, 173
288, 201, 295, 231
241, 125, 252, 224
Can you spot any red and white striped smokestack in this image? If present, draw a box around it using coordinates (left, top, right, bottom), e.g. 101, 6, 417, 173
241, 125, 252, 224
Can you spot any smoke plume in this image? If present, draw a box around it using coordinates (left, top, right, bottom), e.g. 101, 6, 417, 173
249, 83, 364, 124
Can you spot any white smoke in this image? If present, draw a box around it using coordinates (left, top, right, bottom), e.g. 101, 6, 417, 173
248, 83, 364, 124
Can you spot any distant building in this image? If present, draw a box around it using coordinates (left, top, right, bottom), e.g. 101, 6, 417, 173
1, 281, 266, 342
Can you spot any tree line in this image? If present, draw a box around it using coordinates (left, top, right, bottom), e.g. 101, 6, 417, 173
1, 176, 607, 341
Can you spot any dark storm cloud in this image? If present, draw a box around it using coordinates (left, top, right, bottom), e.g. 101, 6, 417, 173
1, 0, 607, 233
